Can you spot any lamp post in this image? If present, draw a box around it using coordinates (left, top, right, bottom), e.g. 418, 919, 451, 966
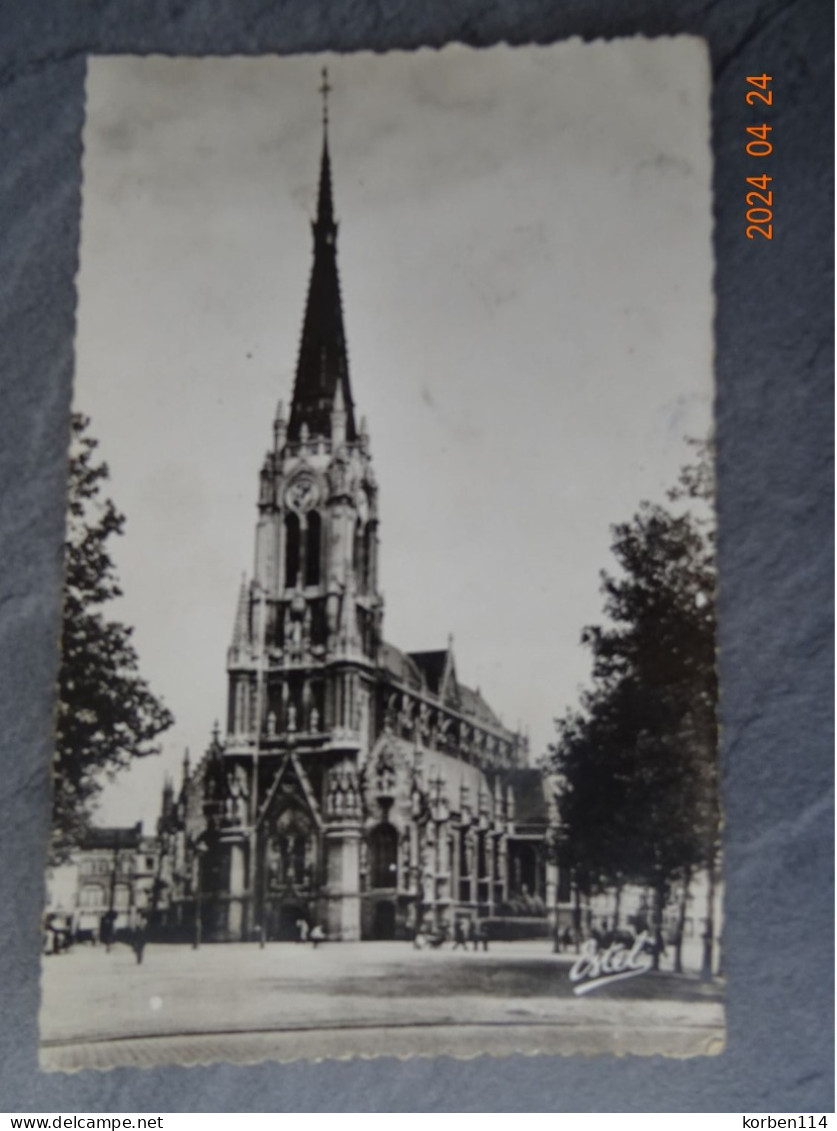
192, 838, 209, 950
104, 843, 123, 953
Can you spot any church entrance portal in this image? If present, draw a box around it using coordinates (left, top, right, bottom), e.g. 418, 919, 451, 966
260, 800, 319, 941
372, 900, 396, 940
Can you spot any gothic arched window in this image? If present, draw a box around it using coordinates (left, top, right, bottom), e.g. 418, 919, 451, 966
368, 823, 398, 889
284, 513, 300, 588
305, 511, 321, 587
235, 680, 248, 734
352, 519, 364, 588
478, 832, 488, 879
292, 835, 307, 884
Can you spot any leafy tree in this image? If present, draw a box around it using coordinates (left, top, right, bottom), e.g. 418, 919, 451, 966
52, 414, 174, 862
550, 442, 718, 971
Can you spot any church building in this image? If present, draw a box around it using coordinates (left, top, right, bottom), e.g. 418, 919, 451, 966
156, 81, 555, 943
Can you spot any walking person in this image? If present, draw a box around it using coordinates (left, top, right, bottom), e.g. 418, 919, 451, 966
130, 913, 148, 965
310, 923, 325, 949
468, 918, 479, 952
452, 918, 467, 951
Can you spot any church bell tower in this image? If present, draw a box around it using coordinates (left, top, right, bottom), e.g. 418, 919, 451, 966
221, 71, 383, 941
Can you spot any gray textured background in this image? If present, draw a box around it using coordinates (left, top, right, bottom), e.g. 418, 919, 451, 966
0, 0, 832, 1113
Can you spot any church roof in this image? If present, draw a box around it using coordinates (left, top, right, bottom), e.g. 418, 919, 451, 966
379, 641, 504, 731
457, 683, 502, 729
379, 641, 424, 691
408, 650, 448, 694
288, 130, 357, 443
507, 768, 550, 831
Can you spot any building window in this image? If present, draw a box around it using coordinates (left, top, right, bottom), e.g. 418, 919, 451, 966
459, 832, 472, 902
79, 884, 104, 909
363, 524, 374, 590
477, 833, 488, 880
352, 520, 365, 591
304, 512, 321, 586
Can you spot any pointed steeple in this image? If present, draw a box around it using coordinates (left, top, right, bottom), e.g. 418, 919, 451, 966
288, 70, 357, 444
231, 574, 250, 651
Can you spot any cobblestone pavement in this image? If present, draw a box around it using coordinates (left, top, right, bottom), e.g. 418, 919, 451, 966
39, 941, 724, 1070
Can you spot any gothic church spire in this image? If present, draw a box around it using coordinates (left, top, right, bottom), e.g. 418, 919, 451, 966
288, 69, 357, 444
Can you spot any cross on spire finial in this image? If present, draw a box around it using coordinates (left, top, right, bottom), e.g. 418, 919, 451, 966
319, 67, 332, 128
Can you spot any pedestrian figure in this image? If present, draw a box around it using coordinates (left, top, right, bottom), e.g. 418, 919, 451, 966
296, 918, 309, 943
310, 923, 325, 949
131, 918, 148, 965
452, 919, 467, 950
478, 920, 489, 952
100, 909, 117, 954
413, 926, 427, 950
468, 918, 479, 951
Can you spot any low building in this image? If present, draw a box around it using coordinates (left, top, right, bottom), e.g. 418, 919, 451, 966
72, 823, 158, 940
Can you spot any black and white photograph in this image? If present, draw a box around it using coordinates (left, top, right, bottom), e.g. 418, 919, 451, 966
40, 40, 723, 1071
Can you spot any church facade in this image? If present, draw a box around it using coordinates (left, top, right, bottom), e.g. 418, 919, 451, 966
156, 99, 556, 943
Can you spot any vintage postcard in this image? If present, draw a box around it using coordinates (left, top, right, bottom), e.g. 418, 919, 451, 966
41, 40, 722, 1070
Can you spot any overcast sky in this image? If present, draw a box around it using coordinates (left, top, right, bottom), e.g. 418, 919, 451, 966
73, 41, 714, 830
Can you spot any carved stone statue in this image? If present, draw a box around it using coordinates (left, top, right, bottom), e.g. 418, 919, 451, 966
226, 763, 249, 825
374, 744, 397, 796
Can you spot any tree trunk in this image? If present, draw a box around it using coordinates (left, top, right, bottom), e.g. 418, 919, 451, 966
673, 867, 692, 974
572, 879, 582, 953
652, 879, 666, 971
612, 880, 622, 931
700, 854, 716, 980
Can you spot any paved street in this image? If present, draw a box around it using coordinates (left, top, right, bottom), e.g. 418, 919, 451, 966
40, 940, 724, 1070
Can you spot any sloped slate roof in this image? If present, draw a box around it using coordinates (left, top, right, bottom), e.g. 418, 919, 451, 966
408, 650, 448, 694
457, 683, 502, 729
380, 642, 504, 731
80, 823, 143, 850
379, 641, 424, 691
